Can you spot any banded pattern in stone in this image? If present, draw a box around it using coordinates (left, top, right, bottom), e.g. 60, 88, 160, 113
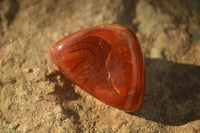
50, 24, 145, 112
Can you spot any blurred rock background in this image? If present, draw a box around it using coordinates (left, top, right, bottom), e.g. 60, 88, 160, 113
0, 0, 200, 132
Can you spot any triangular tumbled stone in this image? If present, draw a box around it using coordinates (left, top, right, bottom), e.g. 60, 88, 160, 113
50, 24, 145, 112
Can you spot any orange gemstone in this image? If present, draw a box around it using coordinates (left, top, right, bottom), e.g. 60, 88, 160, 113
50, 24, 145, 112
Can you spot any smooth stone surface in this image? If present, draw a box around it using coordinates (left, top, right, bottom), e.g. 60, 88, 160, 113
50, 24, 145, 112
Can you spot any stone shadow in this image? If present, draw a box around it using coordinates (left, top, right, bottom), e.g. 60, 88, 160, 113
129, 58, 200, 126
46, 70, 82, 128
46, 70, 81, 102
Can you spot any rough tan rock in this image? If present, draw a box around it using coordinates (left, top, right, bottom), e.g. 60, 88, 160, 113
0, 0, 200, 132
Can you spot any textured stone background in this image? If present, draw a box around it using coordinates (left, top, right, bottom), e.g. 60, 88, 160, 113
0, 0, 200, 132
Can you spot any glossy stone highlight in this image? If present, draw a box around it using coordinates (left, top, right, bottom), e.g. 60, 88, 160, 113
50, 24, 145, 112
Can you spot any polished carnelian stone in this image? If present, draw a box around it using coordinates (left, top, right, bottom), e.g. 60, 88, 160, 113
50, 24, 145, 112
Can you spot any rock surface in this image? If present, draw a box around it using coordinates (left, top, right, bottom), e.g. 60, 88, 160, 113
0, 0, 200, 132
